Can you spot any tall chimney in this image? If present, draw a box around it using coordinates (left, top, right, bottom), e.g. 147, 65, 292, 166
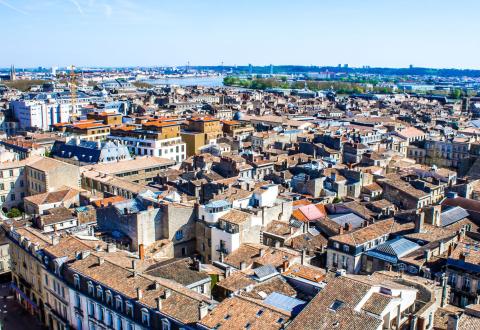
156, 297, 162, 311
415, 211, 425, 233
98, 256, 105, 266
139, 244, 145, 260
301, 249, 306, 265
132, 259, 137, 270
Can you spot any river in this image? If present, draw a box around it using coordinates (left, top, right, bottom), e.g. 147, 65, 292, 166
142, 76, 224, 87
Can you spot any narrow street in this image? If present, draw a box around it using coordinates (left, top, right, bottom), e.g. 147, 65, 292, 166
0, 284, 43, 330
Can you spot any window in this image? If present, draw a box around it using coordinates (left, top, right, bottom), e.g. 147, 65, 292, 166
10, 194, 15, 201
106, 310, 113, 327
88, 300, 95, 317
106, 290, 113, 305
44, 274, 49, 286
162, 319, 171, 330
126, 301, 133, 317
10, 182, 14, 189
141, 308, 150, 326
74, 274, 80, 289
0, 184, 3, 190
75, 294, 81, 308
334, 242, 340, 249
97, 306, 104, 322
97, 286, 103, 300
175, 230, 184, 241
116, 296, 123, 312
342, 245, 349, 253
329, 300, 344, 312
88, 281, 94, 296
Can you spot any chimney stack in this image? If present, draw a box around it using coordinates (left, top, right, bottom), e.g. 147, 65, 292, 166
414, 210, 425, 233
156, 297, 162, 311
301, 249, 306, 265
199, 302, 209, 319
259, 248, 265, 257
240, 261, 247, 270
98, 256, 105, 266
132, 259, 138, 270
282, 259, 289, 272
107, 243, 117, 253
139, 244, 145, 260
163, 289, 172, 299
136, 287, 143, 300
338, 226, 344, 235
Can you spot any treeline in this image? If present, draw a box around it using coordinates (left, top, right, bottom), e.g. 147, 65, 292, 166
223, 77, 394, 94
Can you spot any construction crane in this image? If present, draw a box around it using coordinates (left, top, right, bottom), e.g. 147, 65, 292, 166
69, 65, 78, 118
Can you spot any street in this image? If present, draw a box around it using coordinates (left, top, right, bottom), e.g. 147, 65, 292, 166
0, 284, 43, 330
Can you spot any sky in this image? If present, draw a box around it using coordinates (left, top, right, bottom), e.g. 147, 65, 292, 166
1, 0, 479, 69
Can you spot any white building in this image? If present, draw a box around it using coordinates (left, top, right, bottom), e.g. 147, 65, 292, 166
11, 92, 105, 130
109, 135, 186, 163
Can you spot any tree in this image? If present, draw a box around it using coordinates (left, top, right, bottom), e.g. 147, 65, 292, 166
451, 89, 462, 99
6, 208, 21, 218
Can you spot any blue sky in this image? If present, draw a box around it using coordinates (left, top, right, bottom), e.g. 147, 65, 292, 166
1, 0, 479, 68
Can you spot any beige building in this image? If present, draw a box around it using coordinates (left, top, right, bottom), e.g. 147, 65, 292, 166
26, 157, 81, 195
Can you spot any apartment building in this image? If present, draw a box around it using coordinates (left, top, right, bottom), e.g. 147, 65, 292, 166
0, 155, 41, 210
110, 122, 186, 163
26, 157, 81, 195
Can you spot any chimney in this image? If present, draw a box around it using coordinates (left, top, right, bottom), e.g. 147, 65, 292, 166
338, 226, 344, 235
163, 289, 172, 299
259, 248, 266, 257
132, 259, 138, 270
51, 235, 60, 246
199, 302, 209, 319
447, 314, 460, 330
448, 244, 453, 257
98, 256, 105, 266
301, 249, 306, 265
220, 252, 225, 263
107, 243, 117, 253
363, 220, 369, 228
414, 211, 425, 233
139, 244, 145, 260
136, 287, 143, 300
424, 250, 431, 263
154, 281, 160, 290
274, 241, 281, 248
290, 227, 295, 235
240, 261, 247, 270
344, 222, 352, 231
156, 297, 162, 311
459, 253, 466, 261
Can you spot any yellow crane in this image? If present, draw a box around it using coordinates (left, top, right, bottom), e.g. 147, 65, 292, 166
69, 65, 78, 118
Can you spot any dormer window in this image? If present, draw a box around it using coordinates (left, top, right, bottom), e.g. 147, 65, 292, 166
141, 308, 150, 326
87, 281, 94, 296
126, 301, 133, 317
96, 286, 103, 300
74, 274, 80, 289
116, 296, 123, 312
106, 290, 113, 305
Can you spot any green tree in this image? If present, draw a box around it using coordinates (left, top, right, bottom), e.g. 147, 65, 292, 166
7, 208, 22, 218
451, 89, 462, 99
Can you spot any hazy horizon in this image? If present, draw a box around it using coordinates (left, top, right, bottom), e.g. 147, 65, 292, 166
1, 0, 479, 69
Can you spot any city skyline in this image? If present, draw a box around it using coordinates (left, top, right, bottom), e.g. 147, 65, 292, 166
1, 0, 479, 68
